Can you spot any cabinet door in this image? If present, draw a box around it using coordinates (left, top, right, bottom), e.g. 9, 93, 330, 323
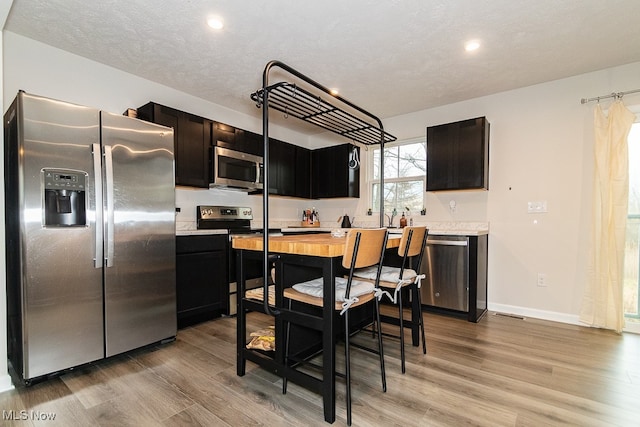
426, 123, 455, 191
269, 139, 296, 196
178, 113, 211, 188
311, 146, 335, 198
457, 118, 488, 189
176, 235, 228, 328
426, 117, 489, 191
295, 146, 311, 198
136, 103, 211, 188
311, 144, 359, 198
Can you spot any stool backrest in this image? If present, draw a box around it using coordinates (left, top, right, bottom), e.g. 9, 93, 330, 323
343, 228, 388, 300
342, 228, 388, 270
396, 226, 428, 277
397, 226, 428, 258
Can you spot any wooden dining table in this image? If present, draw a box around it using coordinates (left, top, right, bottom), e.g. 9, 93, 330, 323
234, 232, 401, 424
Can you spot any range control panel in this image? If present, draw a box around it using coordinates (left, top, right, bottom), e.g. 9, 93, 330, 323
197, 206, 253, 221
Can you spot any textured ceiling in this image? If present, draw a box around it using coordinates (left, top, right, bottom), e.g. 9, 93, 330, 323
5, 0, 640, 125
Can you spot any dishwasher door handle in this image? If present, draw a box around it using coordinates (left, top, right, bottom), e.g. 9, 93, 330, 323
427, 239, 468, 246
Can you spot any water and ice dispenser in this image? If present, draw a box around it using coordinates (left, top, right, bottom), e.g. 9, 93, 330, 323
42, 169, 87, 227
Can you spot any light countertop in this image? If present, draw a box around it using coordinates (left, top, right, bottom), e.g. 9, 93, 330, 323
176, 221, 489, 237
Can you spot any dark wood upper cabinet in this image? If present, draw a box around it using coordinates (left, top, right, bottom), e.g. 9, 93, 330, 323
311, 144, 360, 198
137, 102, 211, 188
213, 123, 263, 157
137, 102, 358, 198
295, 146, 311, 199
426, 117, 489, 191
268, 138, 296, 196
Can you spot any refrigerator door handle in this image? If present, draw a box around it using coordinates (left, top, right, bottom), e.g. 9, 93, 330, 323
104, 144, 115, 267
92, 143, 104, 269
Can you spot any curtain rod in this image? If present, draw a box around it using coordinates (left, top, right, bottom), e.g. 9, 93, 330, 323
580, 88, 640, 104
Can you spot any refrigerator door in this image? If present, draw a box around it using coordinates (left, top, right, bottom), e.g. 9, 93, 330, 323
13, 92, 104, 379
100, 112, 176, 356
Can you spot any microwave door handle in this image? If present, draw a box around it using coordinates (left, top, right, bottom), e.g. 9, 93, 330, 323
92, 143, 103, 269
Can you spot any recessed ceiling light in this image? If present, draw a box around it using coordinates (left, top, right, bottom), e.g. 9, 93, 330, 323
465, 40, 481, 52
329, 88, 339, 96
207, 16, 224, 30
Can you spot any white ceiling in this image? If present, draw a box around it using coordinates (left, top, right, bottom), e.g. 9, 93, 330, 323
5, 0, 640, 124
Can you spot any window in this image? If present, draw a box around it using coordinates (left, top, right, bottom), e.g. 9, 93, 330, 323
624, 121, 640, 322
370, 138, 426, 214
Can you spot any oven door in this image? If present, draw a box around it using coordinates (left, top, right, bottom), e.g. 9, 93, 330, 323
211, 146, 263, 190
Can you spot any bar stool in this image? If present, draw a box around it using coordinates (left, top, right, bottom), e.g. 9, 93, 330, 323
282, 228, 389, 426
354, 226, 428, 373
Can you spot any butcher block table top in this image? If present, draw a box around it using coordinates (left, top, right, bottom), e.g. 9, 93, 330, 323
232, 232, 400, 257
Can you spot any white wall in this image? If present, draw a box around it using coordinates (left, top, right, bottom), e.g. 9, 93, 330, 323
0, 0, 14, 394
2, 29, 640, 387
381, 62, 640, 324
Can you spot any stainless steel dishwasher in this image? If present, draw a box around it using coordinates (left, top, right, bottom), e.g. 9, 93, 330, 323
420, 234, 488, 322
421, 235, 469, 311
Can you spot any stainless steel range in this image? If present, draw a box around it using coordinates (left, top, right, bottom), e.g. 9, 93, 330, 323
196, 206, 280, 315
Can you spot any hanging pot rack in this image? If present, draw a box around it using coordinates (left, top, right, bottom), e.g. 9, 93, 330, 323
250, 60, 396, 316
251, 82, 397, 146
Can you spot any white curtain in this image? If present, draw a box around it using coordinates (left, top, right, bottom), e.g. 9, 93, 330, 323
580, 100, 635, 333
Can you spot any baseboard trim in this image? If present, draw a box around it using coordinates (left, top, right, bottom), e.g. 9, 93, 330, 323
0, 373, 14, 393
488, 303, 640, 334
488, 303, 581, 326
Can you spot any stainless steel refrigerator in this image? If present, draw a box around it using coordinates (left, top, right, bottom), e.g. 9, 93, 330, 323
4, 92, 177, 383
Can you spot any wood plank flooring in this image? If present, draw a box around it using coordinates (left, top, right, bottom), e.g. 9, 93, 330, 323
1, 310, 639, 426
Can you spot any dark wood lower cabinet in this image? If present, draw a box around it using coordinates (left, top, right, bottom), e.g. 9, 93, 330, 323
176, 235, 228, 328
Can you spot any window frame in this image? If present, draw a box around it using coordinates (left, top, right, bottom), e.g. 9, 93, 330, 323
368, 136, 426, 214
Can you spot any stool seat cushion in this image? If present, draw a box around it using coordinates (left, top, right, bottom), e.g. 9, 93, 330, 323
354, 265, 417, 283
292, 277, 375, 302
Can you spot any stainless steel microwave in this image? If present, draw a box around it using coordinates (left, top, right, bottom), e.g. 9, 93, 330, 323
210, 146, 263, 190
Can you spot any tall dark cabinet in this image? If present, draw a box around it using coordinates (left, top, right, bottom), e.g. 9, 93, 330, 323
426, 116, 489, 191
137, 102, 212, 188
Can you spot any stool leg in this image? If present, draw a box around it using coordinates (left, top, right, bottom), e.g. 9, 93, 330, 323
420, 294, 427, 354
398, 288, 406, 374
282, 299, 292, 394
344, 310, 352, 426
412, 283, 426, 354
375, 297, 387, 392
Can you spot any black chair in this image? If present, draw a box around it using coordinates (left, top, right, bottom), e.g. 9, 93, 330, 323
282, 228, 389, 426
354, 226, 428, 373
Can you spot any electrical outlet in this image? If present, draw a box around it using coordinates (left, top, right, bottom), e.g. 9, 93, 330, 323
527, 201, 548, 213
537, 273, 547, 287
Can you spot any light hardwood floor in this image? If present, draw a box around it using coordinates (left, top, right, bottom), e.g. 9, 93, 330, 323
1, 310, 639, 426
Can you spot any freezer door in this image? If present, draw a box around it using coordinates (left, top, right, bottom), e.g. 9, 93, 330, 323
100, 112, 176, 356
11, 92, 104, 379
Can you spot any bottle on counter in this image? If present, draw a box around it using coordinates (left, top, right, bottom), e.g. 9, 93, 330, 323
400, 212, 407, 228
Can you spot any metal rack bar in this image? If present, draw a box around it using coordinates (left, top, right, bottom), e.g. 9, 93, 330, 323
251, 82, 396, 145
252, 60, 395, 317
